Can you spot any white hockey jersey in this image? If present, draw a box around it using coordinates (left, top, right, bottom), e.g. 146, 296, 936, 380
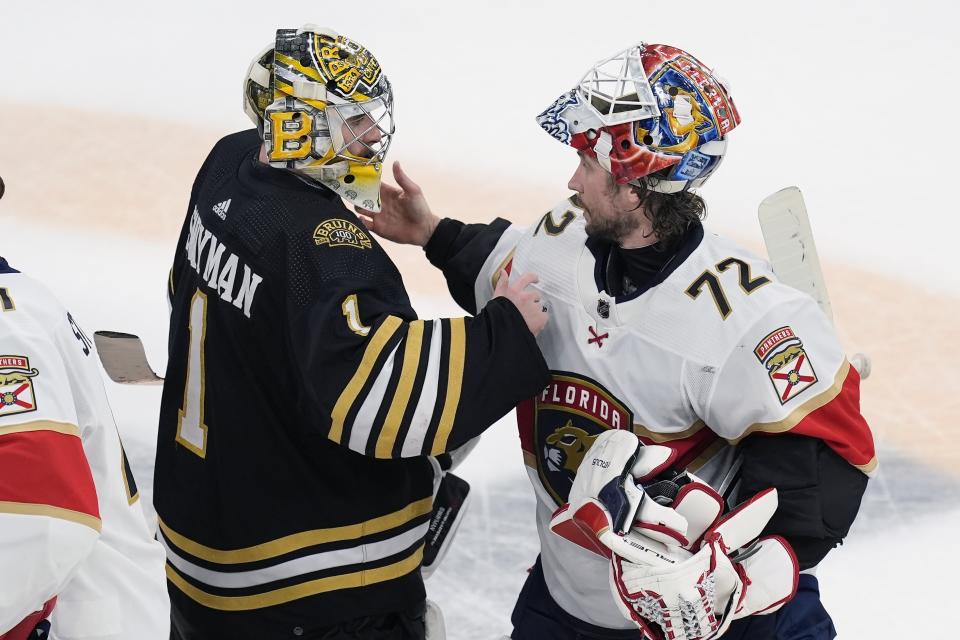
470, 199, 876, 629
0, 259, 169, 639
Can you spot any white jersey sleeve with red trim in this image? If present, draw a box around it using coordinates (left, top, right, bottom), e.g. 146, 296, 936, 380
0, 289, 101, 635
696, 293, 876, 475
472, 223, 528, 311
0, 271, 169, 639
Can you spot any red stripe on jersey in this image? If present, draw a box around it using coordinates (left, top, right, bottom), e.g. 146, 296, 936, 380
787, 365, 875, 470
0, 430, 100, 519
638, 426, 719, 472
516, 397, 535, 455
0, 596, 57, 640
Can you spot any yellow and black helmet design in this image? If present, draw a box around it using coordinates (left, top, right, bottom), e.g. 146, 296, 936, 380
243, 26, 395, 212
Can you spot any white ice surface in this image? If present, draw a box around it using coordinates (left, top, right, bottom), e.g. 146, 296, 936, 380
3, 218, 950, 637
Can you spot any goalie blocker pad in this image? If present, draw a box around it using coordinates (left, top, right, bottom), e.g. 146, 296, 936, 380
421, 472, 471, 578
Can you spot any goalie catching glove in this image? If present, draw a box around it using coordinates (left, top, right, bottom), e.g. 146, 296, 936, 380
550, 431, 799, 640
549, 430, 692, 564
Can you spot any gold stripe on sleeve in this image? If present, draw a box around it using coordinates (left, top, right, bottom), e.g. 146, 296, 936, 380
165, 545, 424, 611
685, 440, 729, 474
330, 316, 403, 444
490, 249, 515, 290
632, 420, 706, 444
0, 420, 81, 438
376, 321, 425, 458
0, 501, 102, 532
431, 318, 465, 455
158, 497, 432, 564
730, 360, 850, 444
523, 451, 537, 469
855, 456, 879, 474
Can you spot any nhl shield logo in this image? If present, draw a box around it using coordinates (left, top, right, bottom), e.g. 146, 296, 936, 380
755, 327, 818, 404
0, 355, 40, 417
597, 299, 610, 319
534, 372, 633, 505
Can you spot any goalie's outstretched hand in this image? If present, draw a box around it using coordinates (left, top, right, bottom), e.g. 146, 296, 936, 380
356, 162, 440, 248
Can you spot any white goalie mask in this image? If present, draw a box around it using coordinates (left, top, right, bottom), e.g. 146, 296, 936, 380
536, 43, 740, 193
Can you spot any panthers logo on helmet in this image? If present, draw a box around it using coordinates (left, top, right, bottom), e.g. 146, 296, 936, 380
0, 355, 40, 417
534, 373, 633, 505
537, 43, 740, 192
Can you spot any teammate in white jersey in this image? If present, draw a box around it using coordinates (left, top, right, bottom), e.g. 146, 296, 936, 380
0, 178, 169, 639
362, 44, 875, 639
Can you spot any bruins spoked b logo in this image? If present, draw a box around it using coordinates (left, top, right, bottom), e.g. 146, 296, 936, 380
313, 219, 373, 250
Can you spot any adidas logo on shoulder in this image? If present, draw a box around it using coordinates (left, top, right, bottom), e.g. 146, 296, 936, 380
212, 198, 231, 220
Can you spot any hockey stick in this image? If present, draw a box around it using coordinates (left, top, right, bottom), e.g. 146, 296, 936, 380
758, 187, 871, 379
93, 331, 164, 385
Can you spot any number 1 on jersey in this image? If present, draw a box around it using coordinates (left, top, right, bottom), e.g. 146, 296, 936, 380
176, 290, 209, 458
342, 294, 371, 336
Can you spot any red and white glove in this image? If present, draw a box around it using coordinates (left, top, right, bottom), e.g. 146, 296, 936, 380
548, 430, 798, 639
611, 489, 799, 640
549, 431, 693, 565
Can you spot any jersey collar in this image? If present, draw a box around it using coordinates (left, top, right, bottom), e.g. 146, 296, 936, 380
585, 220, 704, 303
240, 151, 340, 200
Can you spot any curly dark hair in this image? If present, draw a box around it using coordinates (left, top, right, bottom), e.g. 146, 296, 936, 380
631, 175, 707, 250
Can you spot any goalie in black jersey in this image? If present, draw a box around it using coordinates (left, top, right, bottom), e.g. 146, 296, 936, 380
154, 26, 549, 640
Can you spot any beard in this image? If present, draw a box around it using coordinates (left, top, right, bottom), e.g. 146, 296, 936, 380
583, 206, 643, 244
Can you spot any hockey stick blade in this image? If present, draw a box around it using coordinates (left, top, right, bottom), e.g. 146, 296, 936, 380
758, 187, 871, 379
758, 187, 834, 322
93, 331, 164, 385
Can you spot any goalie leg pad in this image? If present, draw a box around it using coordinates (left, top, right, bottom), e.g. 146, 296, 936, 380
424, 599, 445, 640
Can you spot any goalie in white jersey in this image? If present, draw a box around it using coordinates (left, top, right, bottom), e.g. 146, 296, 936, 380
0, 187, 168, 638
361, 43, 874, 640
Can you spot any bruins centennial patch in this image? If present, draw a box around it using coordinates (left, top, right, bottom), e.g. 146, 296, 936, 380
313, 219, 372, 250
0, 355, 40, 417
755, 326, 818, 404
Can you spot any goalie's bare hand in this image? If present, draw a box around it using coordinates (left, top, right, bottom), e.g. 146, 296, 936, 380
494, 270, 548, 337
356, 162, 440, 248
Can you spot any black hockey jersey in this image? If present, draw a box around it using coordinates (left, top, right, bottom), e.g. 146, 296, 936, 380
154, 130, 549, 638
